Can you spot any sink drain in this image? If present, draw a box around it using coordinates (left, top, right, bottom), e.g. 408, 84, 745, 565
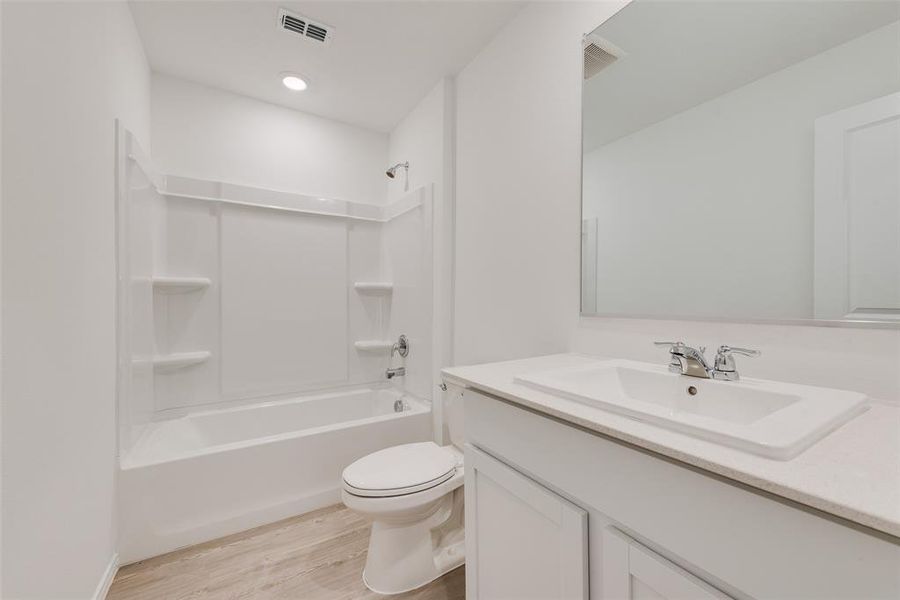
687, 385, 698, 396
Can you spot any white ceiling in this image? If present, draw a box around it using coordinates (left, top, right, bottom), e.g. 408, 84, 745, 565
129, 1, 523, 132
583, 1, 900, 150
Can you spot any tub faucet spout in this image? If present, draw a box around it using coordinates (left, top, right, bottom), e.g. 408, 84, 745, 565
386, 367, 406, 380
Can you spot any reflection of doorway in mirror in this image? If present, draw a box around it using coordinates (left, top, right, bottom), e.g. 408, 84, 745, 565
581, 1, 900, 324
814, 92, 900, 322
581, 218, 598, 314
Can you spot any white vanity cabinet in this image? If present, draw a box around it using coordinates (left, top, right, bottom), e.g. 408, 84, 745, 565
600, 527, 730, 600
460, 387, 900, 600
465, 445, 589, 600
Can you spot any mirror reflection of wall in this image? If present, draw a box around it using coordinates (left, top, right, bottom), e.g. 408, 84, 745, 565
581, 1, 900, 324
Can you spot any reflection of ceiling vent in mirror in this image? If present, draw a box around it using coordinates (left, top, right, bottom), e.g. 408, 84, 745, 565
277, 8, 334, 45
583, 35, 623, 79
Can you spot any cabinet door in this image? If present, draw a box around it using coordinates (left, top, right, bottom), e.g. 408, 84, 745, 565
601, 527, 731, 600
465, 444, 588, 600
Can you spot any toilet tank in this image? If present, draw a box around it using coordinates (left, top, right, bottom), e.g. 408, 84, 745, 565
444, 382, 466, 449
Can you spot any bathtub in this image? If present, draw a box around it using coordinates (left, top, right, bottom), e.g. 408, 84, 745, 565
118, 386, 431, 563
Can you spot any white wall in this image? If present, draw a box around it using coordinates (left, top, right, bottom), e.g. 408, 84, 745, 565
388, 79, 451, 205
583, 21, 900, 320
454, 2, 627, 366
454, 2, 900, 402
1, 1, 151, 598
152, 73, 389, 205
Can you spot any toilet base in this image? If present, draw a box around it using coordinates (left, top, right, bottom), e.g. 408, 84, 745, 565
357, 487, 465, 595
362, 551, 464, 596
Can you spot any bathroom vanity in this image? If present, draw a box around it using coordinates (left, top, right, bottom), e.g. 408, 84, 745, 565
443, 354, 900, 600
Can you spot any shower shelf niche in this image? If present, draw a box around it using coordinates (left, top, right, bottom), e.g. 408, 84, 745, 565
354, 282, 394, 294
151, 276, 212, 294
354, 340, 394, 353
148, 351, 211, 373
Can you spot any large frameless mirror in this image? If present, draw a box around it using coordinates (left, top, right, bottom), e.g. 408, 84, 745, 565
581, 0, 900, 326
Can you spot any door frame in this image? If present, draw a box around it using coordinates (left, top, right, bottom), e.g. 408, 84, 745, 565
814, 92, 900, 320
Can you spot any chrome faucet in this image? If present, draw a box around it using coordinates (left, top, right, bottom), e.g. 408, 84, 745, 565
654, 341, 759, 381
655, 341, 712, 378
385, 367, 406, 379
392, 334, 409, 358
711, 345, 760, 381
386, 334, 409, 379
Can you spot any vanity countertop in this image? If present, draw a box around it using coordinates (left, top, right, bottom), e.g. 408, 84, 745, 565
442, 353, 900, 539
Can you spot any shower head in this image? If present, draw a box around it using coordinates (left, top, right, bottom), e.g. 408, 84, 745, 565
386, 162, 409, 179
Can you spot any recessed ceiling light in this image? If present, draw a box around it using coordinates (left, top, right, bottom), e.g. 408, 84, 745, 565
281, 74, 308, 91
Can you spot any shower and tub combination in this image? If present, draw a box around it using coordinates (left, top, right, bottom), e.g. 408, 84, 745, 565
115, 125, 436, 563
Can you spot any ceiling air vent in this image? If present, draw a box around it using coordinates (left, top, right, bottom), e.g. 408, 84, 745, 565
305, 23, 328, 43
281, 13, 306, 35
583, 35, 623, 80
277, 8, 333, 45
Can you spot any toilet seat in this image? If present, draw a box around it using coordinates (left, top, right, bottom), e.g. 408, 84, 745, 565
343, 441, 458, 498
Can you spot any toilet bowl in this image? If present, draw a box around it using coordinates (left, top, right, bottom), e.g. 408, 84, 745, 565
341, 441, 465, 595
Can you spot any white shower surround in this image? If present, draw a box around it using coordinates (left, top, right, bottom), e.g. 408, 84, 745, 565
119, 386, 431, 563
161, 172, 426, 223
118, 126, 433, 423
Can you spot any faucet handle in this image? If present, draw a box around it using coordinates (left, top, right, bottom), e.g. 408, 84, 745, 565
655, 341, 688, 374
713, 345, 760, 381
391, 334, 409, 358
717, 345, 760, 358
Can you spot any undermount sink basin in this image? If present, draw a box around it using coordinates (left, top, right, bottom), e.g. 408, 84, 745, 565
513, 359, 868, 459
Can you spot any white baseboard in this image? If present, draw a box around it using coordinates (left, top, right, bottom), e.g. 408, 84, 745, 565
92, 553, 119, 600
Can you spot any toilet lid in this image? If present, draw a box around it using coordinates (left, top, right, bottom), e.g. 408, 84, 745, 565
342, 442, 458, 498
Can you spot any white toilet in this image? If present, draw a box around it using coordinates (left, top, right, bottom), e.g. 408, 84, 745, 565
341, 388, 465, 595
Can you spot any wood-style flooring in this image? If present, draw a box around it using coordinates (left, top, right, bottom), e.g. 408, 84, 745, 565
107, 504, 465, 600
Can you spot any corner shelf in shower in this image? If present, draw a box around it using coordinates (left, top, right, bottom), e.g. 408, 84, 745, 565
353, 282, 394, 294
148, 351, 211, 373
353, 340, 394, 353
152, 276, 212, 294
